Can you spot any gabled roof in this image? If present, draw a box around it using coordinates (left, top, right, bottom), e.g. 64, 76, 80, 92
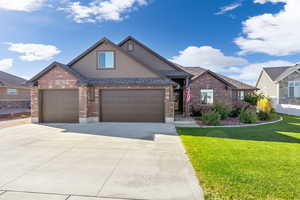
67, 37, 168, 80
0, 71, 28, 88
28, 61, 88, 85
181, 66, 257, 90
264, 66, 291, 81
262, 64, 300, 82
118, 36, 192, 78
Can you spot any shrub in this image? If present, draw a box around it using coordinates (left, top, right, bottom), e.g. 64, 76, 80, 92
229, 101, 250, 117
258, 111, 279, 121
244, 93, 265, 106
191, 105, 213, 117
239, 109, 258, 123
257, 97, 272, 113
213, 103, 231, 120
202, 111, 221, 126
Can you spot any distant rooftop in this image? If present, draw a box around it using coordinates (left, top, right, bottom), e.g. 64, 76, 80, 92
0, 71, 28, 88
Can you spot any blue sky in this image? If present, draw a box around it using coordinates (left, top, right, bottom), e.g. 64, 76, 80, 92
0, 0, 299, 85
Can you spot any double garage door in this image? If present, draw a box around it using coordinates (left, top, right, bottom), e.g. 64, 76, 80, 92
40, 89, 164, 123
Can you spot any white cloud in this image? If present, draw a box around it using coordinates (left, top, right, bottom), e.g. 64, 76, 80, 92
0, 59, 13, 71
235, 0, 300, 56
229, 60, 294, 84
170, 46, 248, 72
7, 43, 61, 61
0, 0, 47, 11
60, 0, 148, 23
215, 2, 242, 15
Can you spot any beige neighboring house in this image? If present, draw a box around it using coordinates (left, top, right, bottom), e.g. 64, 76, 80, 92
0, 71, 30, 110
256, 64, 300, 116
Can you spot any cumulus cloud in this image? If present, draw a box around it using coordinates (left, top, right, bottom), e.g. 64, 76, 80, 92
170, 46, 248, 72
215, 1, 242, 15
7, 43, 61, 61
0, 59, 13, 71
235, 0, 300, 56
229, 60, 294, 84
60, 0, 148, 23
0, 0, 47, 11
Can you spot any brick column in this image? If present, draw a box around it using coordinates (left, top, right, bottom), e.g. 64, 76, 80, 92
79, 86, 88, 123
31, 86, 39, 123
165, 86, 174, 123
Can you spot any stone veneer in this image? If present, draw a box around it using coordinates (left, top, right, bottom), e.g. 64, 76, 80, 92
279, 71, 300, 105
31, 66, 174, 123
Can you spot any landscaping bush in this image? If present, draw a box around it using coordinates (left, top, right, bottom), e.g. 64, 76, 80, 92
202, 111, 221, 126
258, 111, 279, 121
229, 101, 250, 117
213, 103, 231, 120
191, 105, 213, 117
257, 97, 272, 113
239, 109, 258, 123
244, 93, 265, 106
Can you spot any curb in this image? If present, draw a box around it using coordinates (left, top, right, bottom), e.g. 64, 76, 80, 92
198, 117, 283, 128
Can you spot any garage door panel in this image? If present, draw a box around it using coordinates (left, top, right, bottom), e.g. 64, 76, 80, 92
101, 89, 164, 122
41, 90, 79, 123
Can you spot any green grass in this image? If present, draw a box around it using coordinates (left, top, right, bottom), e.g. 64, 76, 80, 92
177, 114, 300, 200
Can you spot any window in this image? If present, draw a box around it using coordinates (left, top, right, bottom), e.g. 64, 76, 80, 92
98, 51, 115, 69
128, 43, 134, 51
288, 81, 300, 97
201, 89, 213, 104
238, 91, 245, 100
7, 88, 17, 95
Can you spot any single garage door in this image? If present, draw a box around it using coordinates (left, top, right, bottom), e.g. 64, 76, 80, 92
41, 90, 79, 123
101, 89, 165, 122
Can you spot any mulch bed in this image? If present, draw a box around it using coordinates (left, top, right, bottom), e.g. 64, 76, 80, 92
194, 117, 270, 126
0, 112, 30, 119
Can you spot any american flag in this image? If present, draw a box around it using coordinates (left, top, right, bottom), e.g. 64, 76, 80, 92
184, 86, 191, 103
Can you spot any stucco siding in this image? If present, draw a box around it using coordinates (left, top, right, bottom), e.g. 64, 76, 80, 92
257, 70, 278, 98
120, 39, 175, 71
71, 41, 159, 78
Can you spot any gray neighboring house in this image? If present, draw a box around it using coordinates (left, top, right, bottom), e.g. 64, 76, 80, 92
256, 64, 300, 116
0, 71, 30, 110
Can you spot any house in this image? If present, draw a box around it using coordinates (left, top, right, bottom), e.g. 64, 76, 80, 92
28, 36, 191, 123
28, 36, 256, 123
180, 67, 257, 111
0, 71, 30, 109
256, 64, 300, 116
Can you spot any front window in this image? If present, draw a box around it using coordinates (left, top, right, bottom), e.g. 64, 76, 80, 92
98, 51, 115, 69
7, 88, 17, 95
238, 91, 245, 100
201, 89, 213, 104
289, 81, 300, 97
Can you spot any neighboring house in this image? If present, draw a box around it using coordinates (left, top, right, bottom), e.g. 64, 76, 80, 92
0, 71, 30, 109
28, 36, 191, 123
256, 64, 300, 116
180, 67, 257, 111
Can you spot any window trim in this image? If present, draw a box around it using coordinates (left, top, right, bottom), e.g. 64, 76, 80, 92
7, 88, 17, 95
288, 81, 300, 98
96, 50, 116, 70
200, 89, 214, 104
238, 90, 245, 100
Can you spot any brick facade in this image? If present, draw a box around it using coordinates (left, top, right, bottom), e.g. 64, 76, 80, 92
189, 72, 233, 110
31, 66, 174, 123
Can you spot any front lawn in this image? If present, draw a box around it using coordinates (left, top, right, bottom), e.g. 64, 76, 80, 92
177, 114, 300, 200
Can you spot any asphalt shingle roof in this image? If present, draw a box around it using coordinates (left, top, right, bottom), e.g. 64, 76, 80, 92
180, 66, 256, 90
264, 66, 291, 81
86, 78, 177, 86
0, 71, 28, 88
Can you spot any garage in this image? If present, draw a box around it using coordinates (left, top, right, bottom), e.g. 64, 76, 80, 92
40, 89, 79, 123
100, 89, 165, 122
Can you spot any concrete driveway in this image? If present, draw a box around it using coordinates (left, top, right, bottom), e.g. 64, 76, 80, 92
0, 123, 203, 200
